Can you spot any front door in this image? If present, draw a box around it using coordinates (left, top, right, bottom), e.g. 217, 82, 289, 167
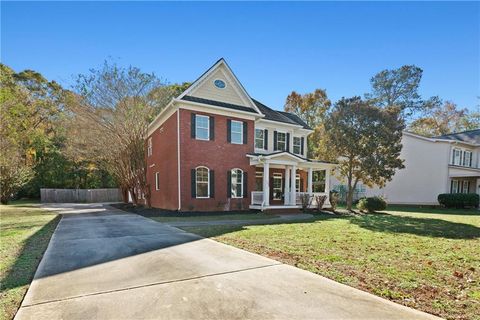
271, 173, 283, 202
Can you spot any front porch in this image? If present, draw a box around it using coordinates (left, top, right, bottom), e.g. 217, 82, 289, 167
247, 152, 335, 211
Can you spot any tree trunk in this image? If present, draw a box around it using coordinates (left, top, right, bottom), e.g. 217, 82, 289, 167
346, 187, 354, 211
121, 187, 129, 203
129, 187, 138, 205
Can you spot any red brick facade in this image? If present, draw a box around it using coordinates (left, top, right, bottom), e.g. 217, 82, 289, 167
147, 108, 257, 211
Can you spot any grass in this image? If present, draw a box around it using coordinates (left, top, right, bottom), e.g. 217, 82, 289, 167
0, 201, 59, 320
182, 206, 480, 320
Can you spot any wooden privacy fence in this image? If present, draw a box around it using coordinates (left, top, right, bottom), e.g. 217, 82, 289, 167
40, 188, 122, 203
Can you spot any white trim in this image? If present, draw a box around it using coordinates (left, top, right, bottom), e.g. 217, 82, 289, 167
293, 136, 302, 155
276, 131, 287, 151
147, 102, 177, 136
230, 120, 243, 144
254, 128, 265, 150
257, 118, 304, 129
147, 137, 152, 157
213, 78, 226, 89
177, 110, 181, 210
195, 114, 210, 141
231, 168, 244, 198
195, 166, 210, 199
177, 100, 261, 119
272, 172, 283, 200
177, 59, 262, 114
403, 131, 480, 147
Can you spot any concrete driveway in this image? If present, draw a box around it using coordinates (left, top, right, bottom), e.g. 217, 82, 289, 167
15, 203, 439, 320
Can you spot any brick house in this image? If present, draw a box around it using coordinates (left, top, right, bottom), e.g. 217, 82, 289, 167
146, 58, 335, 211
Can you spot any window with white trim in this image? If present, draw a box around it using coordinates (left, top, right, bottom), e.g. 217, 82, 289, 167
452, 149, 461, 165
255, 171, 263, 191
276, 132, 286, 151
147, 138, 152, 157
295, 174, 301, 192
195, 115, 209, 140
231, 120, 243, 144
273, 173, 283, 200
255, 129, 264, 149
231, 168, 243, 198
462, 180, 470, 194
196, 167, 209, 198
293, 137, 302, 155
463, 151, 472, 167
155, 172, 160, 191
451, 180, 459, 193
312, 170, 326, 193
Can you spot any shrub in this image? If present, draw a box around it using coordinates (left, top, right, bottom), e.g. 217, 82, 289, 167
300, 193, 312, 212
329, 191, 339, 212
357, 196, 387, 213
438, 193, 479, 208
315, 195, 327, 211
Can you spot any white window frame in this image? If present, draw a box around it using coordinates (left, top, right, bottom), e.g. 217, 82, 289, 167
195, 115, 210, 141
462, 180, 470, 194
451, 180, 459, 193
295, 174, 301, 192
293, 136, 302, 155
231, 120, 243, 144
273, 173, 283, 200
276, 131, 286, 151
147, 138, 152, 157
195, 166, 210, 198
155, 172, 160, 191
255, 128, 265, 149
231, 168, 243, 198
453, 148, 461, 165
463, 151, 472, 167
255, 171, 263, 191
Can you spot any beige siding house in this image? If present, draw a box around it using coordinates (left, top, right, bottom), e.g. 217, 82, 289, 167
330, 129, 480, 205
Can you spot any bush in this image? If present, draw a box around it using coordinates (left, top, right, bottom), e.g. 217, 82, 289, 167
438, 193, 479, 208
299, 193, 313, 212
315, 195, 327, 211
329, 191, 339, 212
357, 196, 387, 213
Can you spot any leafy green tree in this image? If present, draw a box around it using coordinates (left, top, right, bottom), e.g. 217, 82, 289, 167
325, 97, 405, 210
284, 89, 332, 159
409, 100, 479, 136
366, 65, 439, 118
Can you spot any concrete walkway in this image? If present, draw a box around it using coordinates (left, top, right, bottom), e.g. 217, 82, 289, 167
16, 203, 439, 320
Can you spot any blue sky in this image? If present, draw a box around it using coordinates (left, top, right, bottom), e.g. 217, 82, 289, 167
2, 1, 479, 111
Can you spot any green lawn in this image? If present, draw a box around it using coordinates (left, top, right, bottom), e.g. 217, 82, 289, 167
0, 201, 59, 320
182, 206, 480, 320
150, 213, 277, 223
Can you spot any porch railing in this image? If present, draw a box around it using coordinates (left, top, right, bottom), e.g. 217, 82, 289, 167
251, 191, 264, 205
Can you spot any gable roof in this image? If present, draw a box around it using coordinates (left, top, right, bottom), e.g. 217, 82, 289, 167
434, 129, 480, 145
252, 99, 311, 129
182, 95, 258, 114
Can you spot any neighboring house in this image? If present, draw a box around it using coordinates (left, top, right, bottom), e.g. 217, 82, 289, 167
146, 58, 335, 211
331, 129, 480, 205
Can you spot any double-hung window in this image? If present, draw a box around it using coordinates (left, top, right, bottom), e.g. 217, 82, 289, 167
273, 173, 283, 200
276, 132, 286, 151
293, 137, 302, 155
231, 120, 243, 144
451, 180, 459, 193
196, 167, 209, 198
312, 170, 326, 193
155, 172, 160, 191
147, 138, 152, 157
255, 129, 264, 149
295, 174, 301, 192
463, 151, 472, 167
452, 149, 461, 165
231, 168, 243, 198
195, 115, 209, 140
462, 180, 470, 193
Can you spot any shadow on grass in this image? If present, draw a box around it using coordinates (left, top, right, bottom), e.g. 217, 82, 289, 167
385, 206, 480, 216
346, 213, 480, 239
0, 215, 61, 292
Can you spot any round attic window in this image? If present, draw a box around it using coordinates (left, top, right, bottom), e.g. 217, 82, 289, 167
214, 79, 226, 89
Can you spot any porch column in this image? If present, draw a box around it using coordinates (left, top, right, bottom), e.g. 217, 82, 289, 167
307, 168, 313, 195
325, 167, 331, 205
284, 166, 291, 205
291, 165, 297, 205
263, 162, 270, 207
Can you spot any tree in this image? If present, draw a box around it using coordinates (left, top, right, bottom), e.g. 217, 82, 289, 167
325, 97, 405, 210
284, 89, 332, 159
366, 65, 438, 119
409, 100, 479, 136
69, 61, 169, 206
